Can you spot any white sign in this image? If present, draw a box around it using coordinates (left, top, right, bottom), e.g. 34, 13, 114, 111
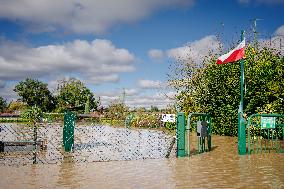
161, 114, 176, 123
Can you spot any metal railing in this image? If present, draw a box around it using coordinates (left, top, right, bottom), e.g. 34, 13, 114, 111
247, 114, 284, 154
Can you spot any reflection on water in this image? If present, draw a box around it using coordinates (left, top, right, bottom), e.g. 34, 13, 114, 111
1, 135, 284, 188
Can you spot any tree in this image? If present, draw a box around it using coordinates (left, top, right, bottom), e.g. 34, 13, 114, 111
169, 43, 284, 136
6, 101, 27, 113
21, 106, 43, 123
0, 97, 7, 113
84, 98, 90, 114
56, 78, 97, 113
105, 101, 129, 120
150, 106, 159, 112
14, 78, 55, 112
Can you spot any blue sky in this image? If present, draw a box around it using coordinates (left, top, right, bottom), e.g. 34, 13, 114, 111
0, 0, 283, 109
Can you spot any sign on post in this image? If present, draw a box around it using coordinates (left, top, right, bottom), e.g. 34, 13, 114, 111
161, 114, 175, 123
261, 117, 276, 129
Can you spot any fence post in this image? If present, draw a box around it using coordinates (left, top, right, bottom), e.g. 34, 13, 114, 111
33, 121, 37, 164
208, 116, 212, 151
0, 141, 4, 152
177, 112, 186, 157
63, 110, 75, 152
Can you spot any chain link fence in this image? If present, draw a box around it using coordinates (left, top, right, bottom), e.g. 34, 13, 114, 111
0, 121, 176, 166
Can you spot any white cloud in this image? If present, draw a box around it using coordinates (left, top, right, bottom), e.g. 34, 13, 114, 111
125, 89, 140, 96
100, 95, 120, 105
167, 35, 220, 64
0, 80, 5, 88
164, 91, 177, 99
274, 25, 284, 36
138, 79, 162, 89
148, 49, 164, 59
126, 93, 174, 109
98, 88, 139, 99
99, 91, 174, 109
0, 0, 194, 34
97, 86, 175, 109
0, 38, 135, 85
97, 88, 140, 106
0, 84, 17, 102
258, 25, 284, 55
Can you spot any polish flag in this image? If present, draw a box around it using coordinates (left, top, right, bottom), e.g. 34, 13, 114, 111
216, 39, 245, 65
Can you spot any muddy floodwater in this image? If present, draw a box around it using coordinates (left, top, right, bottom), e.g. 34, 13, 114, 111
1, 134, 284, 188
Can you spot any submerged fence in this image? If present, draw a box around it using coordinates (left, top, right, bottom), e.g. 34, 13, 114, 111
0, 119, 175, 166
247, 114, 284, 154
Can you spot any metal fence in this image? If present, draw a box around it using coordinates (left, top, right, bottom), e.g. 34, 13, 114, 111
176, 112, 212, 157
247, 114, 284, 154
0, 121, 176, 166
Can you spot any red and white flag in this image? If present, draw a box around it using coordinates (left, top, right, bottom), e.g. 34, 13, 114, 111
216, 39, 245, 65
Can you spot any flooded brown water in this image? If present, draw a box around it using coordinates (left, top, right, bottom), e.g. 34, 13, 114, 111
1, 135, 284, 189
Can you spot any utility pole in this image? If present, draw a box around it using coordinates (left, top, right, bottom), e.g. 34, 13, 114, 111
252, 18, 263, 49
121, 88, 126, 104
253, 19, 257, 48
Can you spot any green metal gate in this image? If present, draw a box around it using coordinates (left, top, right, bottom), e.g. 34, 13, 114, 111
247, 114, 284, 154
177, 112, 212, 157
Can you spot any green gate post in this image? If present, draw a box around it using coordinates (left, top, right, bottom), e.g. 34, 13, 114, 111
63, 110, 76, 152
208, 116, 212, 151
238, 110, 246, 155
177, 112, 186, 157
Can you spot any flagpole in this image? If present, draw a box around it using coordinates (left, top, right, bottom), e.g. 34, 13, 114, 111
238, 30, 246, 155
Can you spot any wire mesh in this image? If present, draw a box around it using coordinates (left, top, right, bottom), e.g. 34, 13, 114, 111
0, 122, 176, 166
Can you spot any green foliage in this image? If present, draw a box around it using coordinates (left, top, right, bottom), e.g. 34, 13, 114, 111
84, 98, 90, 114
130, 112, 161, 128
6, 101, 27, 113
244, 47, 284, 115
105, 102, 129, 120
21, 106, 43, 123
170, 45, 283, 136
56, 78, 97, 113
0, 96, 7, 113
42, 113, 64, 122
14, 78, 55, 112
150, 106, 159, 112
164, 122, 176, 130
0, 117, 30, 123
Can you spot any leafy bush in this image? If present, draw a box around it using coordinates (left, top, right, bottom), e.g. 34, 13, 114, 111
42, 113, 64, 122
130, 113, 162, 128
21, 106, 43, 123
164, 122, 176, 130
6, 101, 27, 113
169, 44, 283, 136
0, 97, 7, 113
14, 78, 55, 112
